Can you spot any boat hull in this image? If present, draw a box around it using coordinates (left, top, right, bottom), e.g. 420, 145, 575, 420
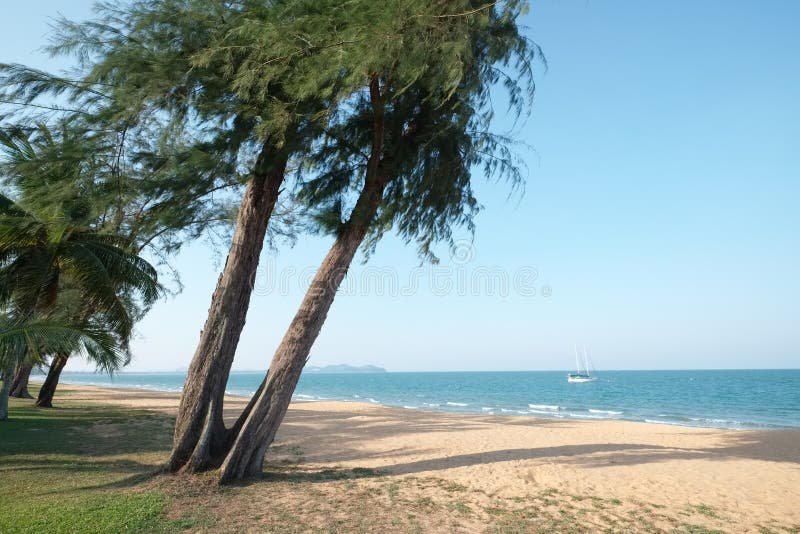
567, 376, 597, 383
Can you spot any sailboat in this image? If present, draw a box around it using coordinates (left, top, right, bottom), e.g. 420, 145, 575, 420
568, 345, 597, 383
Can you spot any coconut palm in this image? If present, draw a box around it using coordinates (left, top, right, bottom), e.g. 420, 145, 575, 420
0, 312, 126, 420
0, 190, 160, 417
33, 282, 142, 408
0, 122, 165, 406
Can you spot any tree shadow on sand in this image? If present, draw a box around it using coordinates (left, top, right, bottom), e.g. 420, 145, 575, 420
240, 404, 800, 479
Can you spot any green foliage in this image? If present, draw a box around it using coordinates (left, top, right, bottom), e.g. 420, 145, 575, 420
0, 139, 161, 375
292, 0, 542, 260
1, 0, 543, 265
0, 316, 127, 372
0, 192, 160, 332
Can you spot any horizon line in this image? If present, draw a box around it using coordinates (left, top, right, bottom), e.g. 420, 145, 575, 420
61, 367, 800, 374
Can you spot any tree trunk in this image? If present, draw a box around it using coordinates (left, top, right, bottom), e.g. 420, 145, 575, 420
166, 151, 287, 474
218, 174, 388, 483
217, 79, 387, 484
35, 354, 68, 408
0, 364, 13, 421
9, 363, 33, 399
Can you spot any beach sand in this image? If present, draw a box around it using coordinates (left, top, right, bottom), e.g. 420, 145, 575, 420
59, 384, 799, 531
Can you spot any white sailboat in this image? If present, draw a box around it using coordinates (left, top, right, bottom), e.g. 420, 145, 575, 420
567, 345, 597, 383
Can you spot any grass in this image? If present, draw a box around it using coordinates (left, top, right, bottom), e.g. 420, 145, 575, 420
1, 387, 795, 533
0, 386, 202, 533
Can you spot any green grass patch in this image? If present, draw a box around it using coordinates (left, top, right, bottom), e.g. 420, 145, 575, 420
447, 500, 471, 515
0, 389, 189, 533
691, 503, 719, 519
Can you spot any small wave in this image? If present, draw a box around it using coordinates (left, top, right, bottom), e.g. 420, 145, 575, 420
646, 417, 750, 429
424, 402, 440, 407
366, 398, 380, 404
528, 409, 558, 415
645, 418, 685, 426
403, 405, 418, 410
528, 404, 560, 411
689, 417, 742, 426
500, 408, 515, 413
569, 413, 608, 419
481, 407, 494, 411
588, 409, 623, 415
446, 402, 468, 407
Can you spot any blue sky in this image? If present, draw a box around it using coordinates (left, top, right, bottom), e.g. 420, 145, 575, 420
2, 1, 798, 371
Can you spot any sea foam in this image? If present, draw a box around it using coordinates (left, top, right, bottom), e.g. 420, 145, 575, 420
588, 409, 623, 415
528, 404, 560, 411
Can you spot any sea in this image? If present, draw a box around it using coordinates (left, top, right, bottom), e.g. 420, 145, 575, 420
57, 369, 800, 430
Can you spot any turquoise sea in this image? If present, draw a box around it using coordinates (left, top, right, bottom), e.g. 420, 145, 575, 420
58, 370, 800, 430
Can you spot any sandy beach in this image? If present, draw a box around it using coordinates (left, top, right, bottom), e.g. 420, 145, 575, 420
54, 383, 800, 532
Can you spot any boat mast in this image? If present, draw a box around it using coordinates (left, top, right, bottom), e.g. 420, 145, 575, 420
574, 344, 581, 374
582, 345, 590, 377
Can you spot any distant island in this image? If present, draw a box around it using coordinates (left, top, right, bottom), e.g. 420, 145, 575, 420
304, 364, 387, 374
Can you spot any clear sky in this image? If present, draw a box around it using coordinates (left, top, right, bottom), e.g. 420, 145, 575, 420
2, 1, 798, 371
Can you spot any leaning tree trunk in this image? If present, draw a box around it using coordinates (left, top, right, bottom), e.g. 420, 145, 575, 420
218, 174, 388, 483
35, 354, 68, 408
166, 151, 287, 474
0, 364, 13, 421
217, 78, 388, 483
9, 363, 33, 399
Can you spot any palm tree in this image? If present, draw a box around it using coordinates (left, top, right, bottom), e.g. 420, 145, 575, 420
0, 191, 160, 416
33, 283, 141, 408
0, 123, 164, 409
0, 313, 126, 420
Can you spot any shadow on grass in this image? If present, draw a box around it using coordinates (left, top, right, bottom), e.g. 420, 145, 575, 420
0, 394, 172, 497
262, 465, 384, 483
0, 399, 173, 458
215, 465, 386, 489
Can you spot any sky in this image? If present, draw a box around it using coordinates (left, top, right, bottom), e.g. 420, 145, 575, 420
1, 1, 798, 372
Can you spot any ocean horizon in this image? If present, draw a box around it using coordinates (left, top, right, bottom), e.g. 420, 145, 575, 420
55, 369, 800, 431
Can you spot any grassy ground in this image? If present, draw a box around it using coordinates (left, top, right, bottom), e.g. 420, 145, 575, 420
1, 387, 796, 533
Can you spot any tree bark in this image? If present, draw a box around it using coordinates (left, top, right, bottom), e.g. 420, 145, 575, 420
9, 363, 33, 399
35, 354, 68, 408
219, 176, 387, 483
166, 150, 287, 474
218, 79, 388, 483
0, 364, 13, 421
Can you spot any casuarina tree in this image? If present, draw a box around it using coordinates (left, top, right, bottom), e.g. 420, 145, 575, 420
216, 0, 540, 482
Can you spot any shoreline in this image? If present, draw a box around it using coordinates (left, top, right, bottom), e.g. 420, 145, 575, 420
26, 383, 800, 530
50, 376, 799, 431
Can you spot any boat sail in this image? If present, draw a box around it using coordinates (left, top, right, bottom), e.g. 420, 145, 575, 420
568, 345, 597, 383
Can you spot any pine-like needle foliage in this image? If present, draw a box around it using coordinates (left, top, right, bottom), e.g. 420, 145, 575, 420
286, 0, 543, 260
2, 0, 542, 264
0, 127, 162, 373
